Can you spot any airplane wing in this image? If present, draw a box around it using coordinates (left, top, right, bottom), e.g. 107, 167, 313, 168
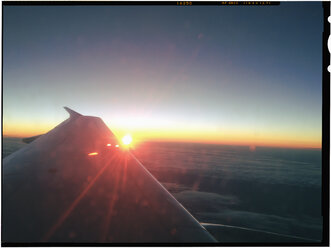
2, 107, 216, 243
22, 134, 43, 144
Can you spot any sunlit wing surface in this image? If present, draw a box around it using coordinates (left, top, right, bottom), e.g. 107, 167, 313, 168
2, 107, 216, 243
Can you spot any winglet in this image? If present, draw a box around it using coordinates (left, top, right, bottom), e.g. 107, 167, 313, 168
64, 107, 83, 119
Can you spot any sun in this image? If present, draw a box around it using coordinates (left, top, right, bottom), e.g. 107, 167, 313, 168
122, 134, 133, 145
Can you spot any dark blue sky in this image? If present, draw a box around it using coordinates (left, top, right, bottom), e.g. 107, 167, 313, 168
3, 3, 324, 147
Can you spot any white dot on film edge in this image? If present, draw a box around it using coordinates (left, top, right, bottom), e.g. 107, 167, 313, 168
328, 65, 331, 73
328, 16, 331, 23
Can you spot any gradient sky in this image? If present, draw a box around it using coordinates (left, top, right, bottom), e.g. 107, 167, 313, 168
3, 3, 324, 148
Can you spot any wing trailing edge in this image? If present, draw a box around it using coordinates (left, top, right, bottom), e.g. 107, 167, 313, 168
22, 135, 43, 144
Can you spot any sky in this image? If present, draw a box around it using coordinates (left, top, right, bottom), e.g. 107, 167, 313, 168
3, 2, 324, 148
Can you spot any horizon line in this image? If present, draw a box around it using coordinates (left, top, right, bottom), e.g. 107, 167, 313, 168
3, 134, 322, 150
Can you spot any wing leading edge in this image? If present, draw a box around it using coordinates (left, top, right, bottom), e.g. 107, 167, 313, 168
3, 107, 216, 243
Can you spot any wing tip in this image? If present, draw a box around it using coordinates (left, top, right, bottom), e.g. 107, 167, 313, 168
64, 107, 83, 118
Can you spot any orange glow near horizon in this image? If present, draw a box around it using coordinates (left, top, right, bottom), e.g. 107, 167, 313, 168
3, 121, 322, 149
3, 121, 56, 137
110, 127, 322, 149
